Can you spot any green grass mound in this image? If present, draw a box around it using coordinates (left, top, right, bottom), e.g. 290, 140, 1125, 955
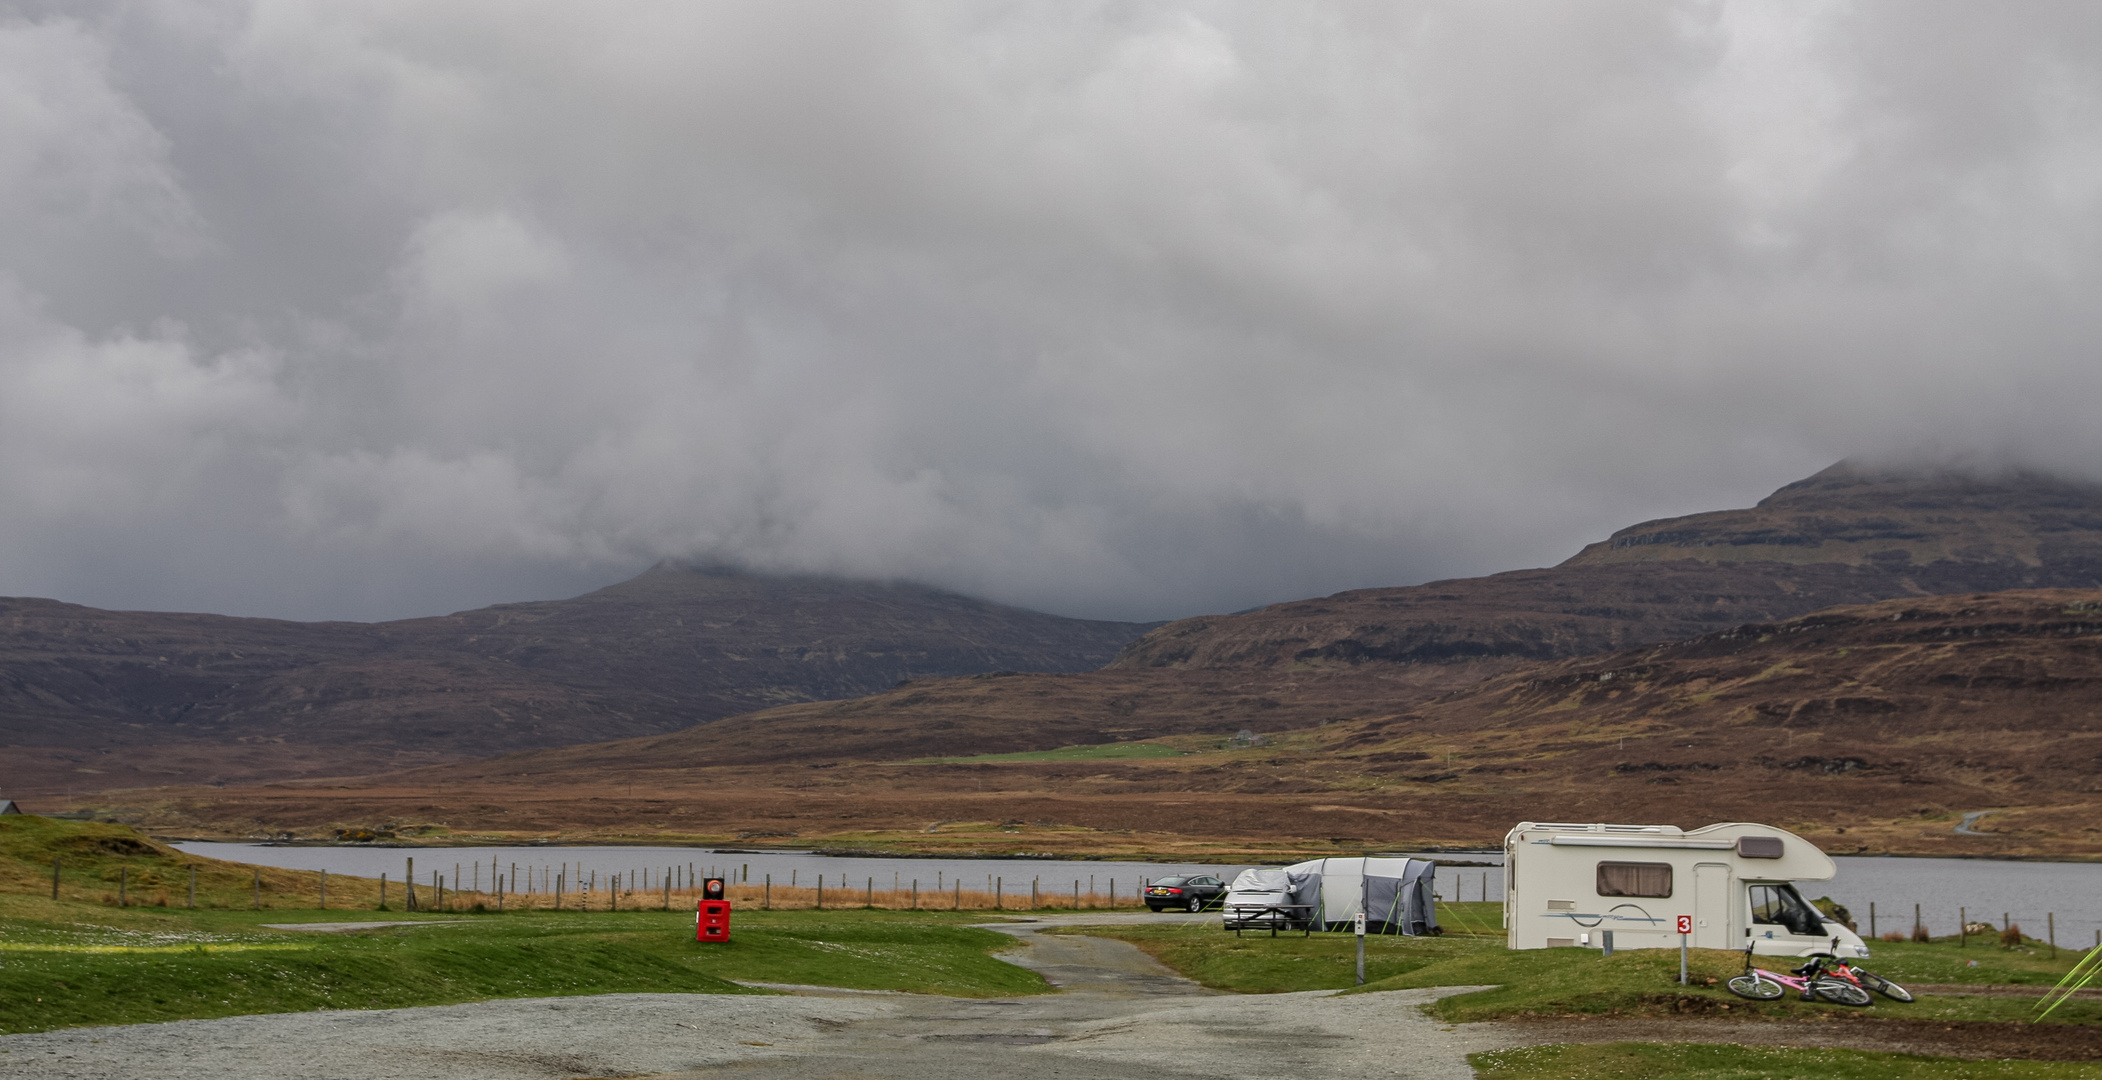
0, 814, 363, 910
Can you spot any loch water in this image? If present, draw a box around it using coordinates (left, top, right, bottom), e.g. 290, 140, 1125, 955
174, 842, 2101, 945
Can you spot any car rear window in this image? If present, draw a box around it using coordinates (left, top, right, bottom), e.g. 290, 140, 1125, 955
1154, 876, 1189, 886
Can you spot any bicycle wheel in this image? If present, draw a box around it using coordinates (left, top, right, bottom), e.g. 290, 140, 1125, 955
1727, 974, 1785, 1001
1856, 971, 1914, 1003
1812, 979, 1873, 1006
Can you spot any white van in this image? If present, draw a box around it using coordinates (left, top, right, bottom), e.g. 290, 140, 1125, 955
1503, 822, 1869, 958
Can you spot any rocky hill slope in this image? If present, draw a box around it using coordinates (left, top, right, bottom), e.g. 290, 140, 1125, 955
0, 565, 1155, 794
1111, 463, 2102, 670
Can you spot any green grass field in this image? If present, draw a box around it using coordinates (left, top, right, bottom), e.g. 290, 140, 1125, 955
914, 742, 1188, 763
1067, 902, 2102, 1027
0, 815, 1050, 1034
1471, 1043, 2098, 1080
0, 903, 1047, 1035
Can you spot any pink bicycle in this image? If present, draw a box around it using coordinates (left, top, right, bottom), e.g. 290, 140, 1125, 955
1725, 945, 1873, 1006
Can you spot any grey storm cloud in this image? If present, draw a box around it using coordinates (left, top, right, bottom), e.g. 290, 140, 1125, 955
1, 1, 2100, 622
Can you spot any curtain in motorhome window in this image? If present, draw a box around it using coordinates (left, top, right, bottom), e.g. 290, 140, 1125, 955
1595, 861, 1672, 898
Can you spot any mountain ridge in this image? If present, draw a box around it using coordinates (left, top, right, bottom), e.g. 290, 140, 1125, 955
0, 564, 1158, 794
1109, 461, 2102, 671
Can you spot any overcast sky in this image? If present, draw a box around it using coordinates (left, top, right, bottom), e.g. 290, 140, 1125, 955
2, 2, 2099, 623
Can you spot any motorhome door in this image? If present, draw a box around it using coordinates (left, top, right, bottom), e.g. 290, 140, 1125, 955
1692, 863, 1731, 949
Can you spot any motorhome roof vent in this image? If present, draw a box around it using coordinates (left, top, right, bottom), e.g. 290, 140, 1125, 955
1736, 836, 1784, 859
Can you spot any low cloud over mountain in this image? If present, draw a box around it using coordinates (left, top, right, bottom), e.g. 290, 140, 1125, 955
5, 3, 2102, 622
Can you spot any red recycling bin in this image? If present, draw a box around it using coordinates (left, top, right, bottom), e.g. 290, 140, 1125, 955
697, 899, 731, 943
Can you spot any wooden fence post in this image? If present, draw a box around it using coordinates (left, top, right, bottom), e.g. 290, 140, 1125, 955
816, 875, 824, 910
406, 857, 416, 912
996, 877, 1002, 911
2049, 913, 2056, 958
380, 872, 387, 910
764, 873, 770, 910
866, 877, 873, 909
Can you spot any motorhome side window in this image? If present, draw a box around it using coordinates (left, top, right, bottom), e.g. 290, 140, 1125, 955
1595, 861, 1671, 898
1749, 884, 1824, 936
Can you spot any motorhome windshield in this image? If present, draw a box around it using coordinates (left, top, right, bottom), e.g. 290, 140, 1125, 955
1749, 882, 1825, 937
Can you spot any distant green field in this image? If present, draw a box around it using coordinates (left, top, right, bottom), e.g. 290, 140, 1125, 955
917, 742, 1188, 763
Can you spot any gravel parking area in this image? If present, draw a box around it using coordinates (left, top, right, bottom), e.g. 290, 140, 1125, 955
0, 993, 892, 1080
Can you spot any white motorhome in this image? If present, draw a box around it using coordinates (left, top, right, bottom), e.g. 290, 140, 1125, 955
1504, 822, 1868, 959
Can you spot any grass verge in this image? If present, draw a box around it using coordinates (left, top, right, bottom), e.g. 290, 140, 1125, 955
1062, 902, 2102, 1027
1470, 1042, 2096, 1079
0, 906, 1046, 1034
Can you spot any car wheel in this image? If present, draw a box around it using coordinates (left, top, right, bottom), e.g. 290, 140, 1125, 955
1187, 897, 1203, 913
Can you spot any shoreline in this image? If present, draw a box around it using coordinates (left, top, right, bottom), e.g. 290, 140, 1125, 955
148, 835, 2102, 865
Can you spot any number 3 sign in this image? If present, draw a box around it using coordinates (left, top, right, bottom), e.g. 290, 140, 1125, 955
1677, 915, 1693, 934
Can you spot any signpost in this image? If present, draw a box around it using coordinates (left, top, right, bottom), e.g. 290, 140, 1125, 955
1354, 910, 1367, 986
1677, 914, 1693, 985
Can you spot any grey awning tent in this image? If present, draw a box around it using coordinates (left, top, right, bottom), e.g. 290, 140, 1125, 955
0, 800, 20, 815
1288, 856, 1440, 935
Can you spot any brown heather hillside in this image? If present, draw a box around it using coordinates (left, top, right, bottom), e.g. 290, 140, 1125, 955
0, 565, 1155, 796
1111, 462, 2102, 671
120, 591, 2102, 858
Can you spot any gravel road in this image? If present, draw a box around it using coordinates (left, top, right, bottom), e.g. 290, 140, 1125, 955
0, 913, 1512, 1080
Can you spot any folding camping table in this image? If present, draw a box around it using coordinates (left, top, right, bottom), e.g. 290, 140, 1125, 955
1225, 903, 1316, 937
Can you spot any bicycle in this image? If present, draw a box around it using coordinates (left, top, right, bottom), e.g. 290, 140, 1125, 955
1816, 937, 1914, 1003
1725, 944, 1874, 1006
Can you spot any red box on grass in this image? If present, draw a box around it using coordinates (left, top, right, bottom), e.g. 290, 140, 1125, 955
697, 876, 731, 943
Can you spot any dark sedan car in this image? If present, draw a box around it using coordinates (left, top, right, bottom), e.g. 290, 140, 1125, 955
1145, 875, 1228, 912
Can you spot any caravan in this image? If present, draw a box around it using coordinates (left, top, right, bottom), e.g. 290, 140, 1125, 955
1221, 857, 1439, 935
1504, 822, 1868, 959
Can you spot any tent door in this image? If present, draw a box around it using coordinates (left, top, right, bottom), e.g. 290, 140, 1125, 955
1692, 863, 1731, 950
